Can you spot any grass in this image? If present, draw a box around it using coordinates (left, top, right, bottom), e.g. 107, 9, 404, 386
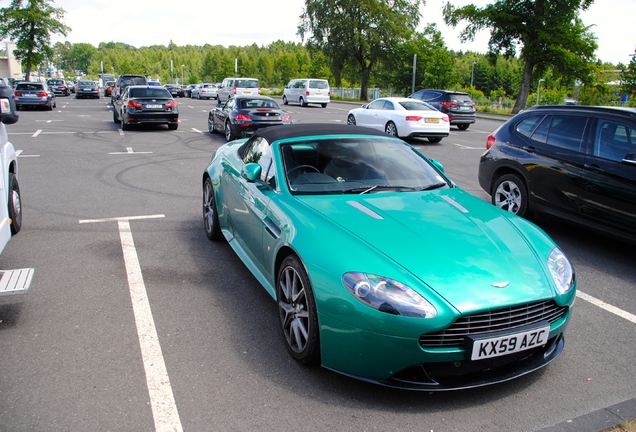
609, 419, 636, 432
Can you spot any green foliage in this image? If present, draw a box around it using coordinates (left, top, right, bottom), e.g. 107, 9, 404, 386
0, 0, 71, 79
444, 0, 598, 113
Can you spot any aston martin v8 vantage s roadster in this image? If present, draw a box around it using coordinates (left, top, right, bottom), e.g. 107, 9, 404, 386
201, 124, 576, 390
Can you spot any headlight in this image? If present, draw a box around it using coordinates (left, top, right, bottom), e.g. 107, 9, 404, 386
343, 272, 437, 318
547, 247, 574, 294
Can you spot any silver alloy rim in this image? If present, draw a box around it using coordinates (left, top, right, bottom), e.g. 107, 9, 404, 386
225, 124, 231, 141
278, 266, 309, 354
494, 180, 522, 214
12, 189, 20, 218
203, 181, 214, 233
386, 123, 397, 136
347, 115, 355, 125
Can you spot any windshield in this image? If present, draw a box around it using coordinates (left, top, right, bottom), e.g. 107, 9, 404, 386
282, 138, 449, 194
130, 88, 171, 98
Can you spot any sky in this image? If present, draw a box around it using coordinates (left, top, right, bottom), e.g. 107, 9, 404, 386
3, 0, 635, 65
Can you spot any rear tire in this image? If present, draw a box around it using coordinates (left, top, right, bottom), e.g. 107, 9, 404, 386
492, 173, 530, 218
299, 97, 307, 107
457, 124, 470, 130
385, 121, 398, 137
225, 122, 235, 141
283, 95, 288, 105
168, 123, 178, 130
428, 137, 442, 143
8, 173, 22, 235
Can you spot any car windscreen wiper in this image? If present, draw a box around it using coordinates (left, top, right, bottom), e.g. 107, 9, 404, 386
343, 182, 448, 194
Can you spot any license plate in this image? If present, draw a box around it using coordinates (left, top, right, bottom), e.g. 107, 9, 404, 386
146, 104, 162, 109
243, 91, 252, 95
425, 118, 439, 123
459, 106, 470, 110
25, 94, 37, 98
469, 324, 550, 360
83, 88, 92, 91
316, 93, 322, 96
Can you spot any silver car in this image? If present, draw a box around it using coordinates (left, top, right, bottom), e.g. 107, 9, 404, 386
14, 81, 56, 110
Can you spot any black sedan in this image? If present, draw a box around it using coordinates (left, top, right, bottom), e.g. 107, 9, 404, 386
164, 84, 184, 98
208, 95, 292, 141
112, 85, 179, 130
75, 80, 100, 99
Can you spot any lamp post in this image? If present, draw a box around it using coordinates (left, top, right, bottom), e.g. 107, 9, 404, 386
471, 62, 476, 87
181, 65, 184, 86
537, 79, 545, 105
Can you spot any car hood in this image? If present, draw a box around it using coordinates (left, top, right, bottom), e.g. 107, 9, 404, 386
297, 189, 555, 313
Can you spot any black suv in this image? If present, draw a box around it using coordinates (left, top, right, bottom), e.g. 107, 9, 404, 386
111, 74, 148, 104
409, 89, 475, 130
46, 79, 70, 96
478, 105, 636, 242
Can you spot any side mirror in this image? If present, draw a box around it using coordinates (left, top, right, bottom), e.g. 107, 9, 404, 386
241, 163, 261, 182
0, 85, 19, 125
361, 104, 368, 109
430, 159, 445, 173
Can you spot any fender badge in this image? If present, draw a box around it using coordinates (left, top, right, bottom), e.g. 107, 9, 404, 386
491, 281, 510, 288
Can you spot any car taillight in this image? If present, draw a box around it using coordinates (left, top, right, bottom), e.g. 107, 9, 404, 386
14, 92, 22, 96
128, 101, 142, 109
442, 115, 449, 122
37, 92, 48, 97
233, 86, 237, 95
441, 101, 457, 108
405, 116, 422, 121
328, 91, 331, 96
257, 87, 261, 95
60, 85, 66, 89
235, 113, 251, 121
306, 91, 310, 96
282, 114, 292, 121
165, 101, 178, 109
486, 134, 496, 150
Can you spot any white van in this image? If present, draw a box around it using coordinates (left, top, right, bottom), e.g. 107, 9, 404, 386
283, 79, 330, 108
218, 77, 260, 102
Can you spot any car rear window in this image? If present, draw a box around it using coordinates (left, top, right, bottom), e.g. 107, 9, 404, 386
48, 80, 63, 85
16, 83, 44, 90
237, 79, 259, 88
130, 88, 171, 98
239, 99, 279, 109
449, 94, 473, 103
308, 80, 329, 89
78, 81, 94, 86
399, 100, 435, 111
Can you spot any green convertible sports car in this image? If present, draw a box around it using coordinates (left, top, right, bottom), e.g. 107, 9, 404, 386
202, 124, 576, 390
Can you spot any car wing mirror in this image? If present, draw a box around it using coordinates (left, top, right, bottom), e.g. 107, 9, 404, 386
241, 163, 262, 182
430, 159, 445, 173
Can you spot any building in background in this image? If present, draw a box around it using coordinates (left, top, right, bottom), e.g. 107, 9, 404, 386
0, 42, 22, 83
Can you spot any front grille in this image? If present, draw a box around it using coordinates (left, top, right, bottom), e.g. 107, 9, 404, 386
419, 300, 568, 348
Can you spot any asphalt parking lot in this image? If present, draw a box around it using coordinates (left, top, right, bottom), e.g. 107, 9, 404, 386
0, 95, 634, 431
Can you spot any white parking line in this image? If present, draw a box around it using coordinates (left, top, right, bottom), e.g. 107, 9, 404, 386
78, 214, 183, 432
577, 291, 636, 324
32, 130, 42, 137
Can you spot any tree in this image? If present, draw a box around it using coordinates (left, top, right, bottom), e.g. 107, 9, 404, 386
299, 0, 422, 101
0, 0, 70, 80
443, 0, 597, 113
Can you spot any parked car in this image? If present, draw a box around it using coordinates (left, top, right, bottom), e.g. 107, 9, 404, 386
346, 97, 450, 142
192, 83, 218, 100
409, 89, 476, 130
148, 81, 162, 87
13, 81, 56, 110
283, 78, 330, 108
112, 85, 179, 131
112, 74, 148, 103
217, 77, 260, 102
201, 123, 576, 390
183, 84, 197, 98
479, 104, 636, 243
75, 80, 100, 99
208, 95, 291, 141
104, 81, 115, 97
164, 84, 184, 98
65, 80, 76, 94
46, 78, 70, 96
0, 84, 33, 296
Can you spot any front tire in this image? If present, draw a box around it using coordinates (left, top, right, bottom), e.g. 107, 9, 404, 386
203, 178, 222, 241
277, 255, 320, 365
347, 114, 356, 125
8, 173, 21, 235
492, 173, 530, 218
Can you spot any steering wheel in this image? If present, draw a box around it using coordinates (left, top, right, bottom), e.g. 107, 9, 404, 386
288, 165, 321, 178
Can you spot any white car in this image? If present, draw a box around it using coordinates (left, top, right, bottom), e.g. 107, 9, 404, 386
192, 83, 218, 100
347, 97, 450, 142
